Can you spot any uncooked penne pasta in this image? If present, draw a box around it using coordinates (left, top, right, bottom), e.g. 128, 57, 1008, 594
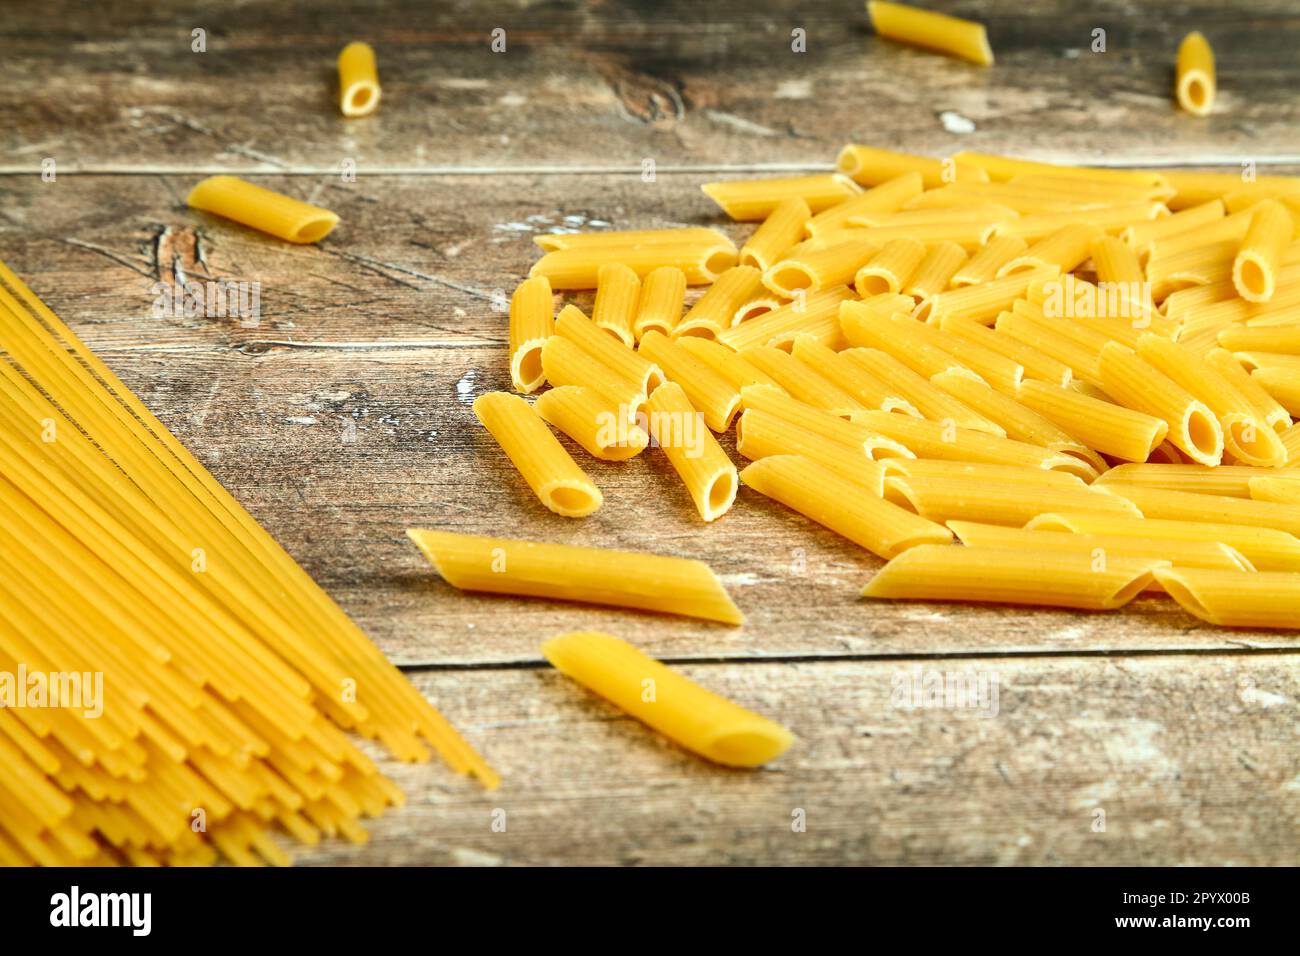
736, 408, 888, 495
1009, 174, 1176, 205
952, 153, 1171, 190
1233, 201, 1293, 302
530, 243, 738, 290
1175, 32, 1215, 117
674, 266, 765, 338
1123, 200, 1225, 259
1029, 511, 1300, 572
992, 204, 1166, 244
534, 227, 729, 253
883, 474, 1138, 526
541, 335, 646, 418
1203, 348, 1292, 431
850, 409, 1094, 479
939, 314, 1074, 386
882, 459, 1083, 489
701, 174, 861, 221
337, 42, 381, 117
556, 304, 664, 395
741, 345, 865, 415
740, 454, 952, 558
804, 172, 925, 237
1015, 379, 1167, 462
740, 384, 915, 459
1099, 483, 1300, 537
947, 522, 1252, 572
677, 337, 783, 391
407, 531, 741, 624
1093, 462, 1294, 498
842, 304, 980, 382
867, 0, 994, 66
1090, 235, 1145, 285
952, 236, 1028, 286
1217, 325, 1300, 354
841, 219, 1000, 251
855, 239, 928, 296
638, 331, 740, 432
541, 631, 791, 765
633, 266, 687, 340
186, 176, 340, 244
851, 204, 1019, 229
741, 198, 812, 272
591, 263, 641, 347
715, 286, 856, 352
792, 335, 920, 415
472, 392, 603, 517
534, 386, 649, 462
1249, 475, 1300, 504
1098, 341, 1224, 465
763, 238, 879, 296
836, 145, 988, 189
735, 292, 784, 323
999, 223, 1099, 277
905, 241, 968, 299
843, 348, 1004, 435
905, 323, 1022, 390
1154, 567, 1300, 629
1251, 367, 1300, 416
995, 309, 1102, 383
918, 266, 1057, 324
508, 275, 553, 393
862, 545, 1160, 610
644, 382, 738, 522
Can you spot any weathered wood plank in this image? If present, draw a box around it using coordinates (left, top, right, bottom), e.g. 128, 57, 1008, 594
4, 1, 1300, 172
296, 655, 1300, 865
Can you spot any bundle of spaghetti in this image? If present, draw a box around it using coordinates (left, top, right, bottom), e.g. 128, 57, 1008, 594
0, 259, 494, 866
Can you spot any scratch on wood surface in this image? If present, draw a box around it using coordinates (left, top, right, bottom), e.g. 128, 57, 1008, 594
61, 238, 155, 278
330, 250, 505, 305
704, 110, 780, 137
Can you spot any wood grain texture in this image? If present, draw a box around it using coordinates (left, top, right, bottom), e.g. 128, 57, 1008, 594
297, 656, 1300, 865
4, 1, 1300, 172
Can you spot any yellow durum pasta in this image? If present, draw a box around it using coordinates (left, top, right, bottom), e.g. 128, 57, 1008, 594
867, 0, 994, 65
675, 266, 766, 338
508, 275, 554, 393
702, 174, 861, 220
905, 241, 969, 299
952, 236, 1027, 286
407, 531, 742, 624
836, 145, 989, 189
1094, 462, 1297, 498
1175, 31, 1215, 117
541, 335, 646, 417
633, 266, 687, 340
1154, 568, 1300, 629
187, 176, 340, 244
644, 382, 739, 522
855, 239, 928, 296
882, 474, 1139, 526
678, 337, 784, 391
338, 41, 381, 117
556, 304, 664, 395
592, 263, 642, 347
638, 331, 741, 432
1233, 201, 1293, 302
735, 409, 888, 495
534, 386, 649, 461
1015, 379, 1167, 462
715, 286, 856, 352
804, 172, 925, 237
741, 197, 813, 271
740, 384, 916, 458
740, 345, 865, 415
530, 243, 738, 289
541, 631, 792, 766
947, 522, 1252, 572
791, 335, 921, 415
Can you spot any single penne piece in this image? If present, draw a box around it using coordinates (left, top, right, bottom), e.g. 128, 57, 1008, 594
1028, 276, 1167, 343
534, 227, 729, 253
995, 309, 1103, 383
472, 392, 603, 517
1223, 183, 1300, 214
763, 238, 879, 296
1090, 235, 1145, 284
791, 335, 920, 415
337, 42, 380, 117
534, 386, 650, 461
591, 263, 642, 347
951, 236, 1028, 286
905, 241, 968, 299
1251, 367, 1300, 416
407, 531, 741, 623
1014, 379, 1167, 462
939, 314, 1074, 386
804, 172, 924, 237
895, 320, 1023, 390
637, 331, 740, 432
1093, 462, 1294, 498
841, 301, 979, 380
953, 153, 1171, 190
541, 631, 792, 766
715, 286, 857, 352
530, 243, 738, 290
1135, 333, 1286, 466
855, 239, 928, 296
991, 204, 1167, 244
677, 337, 783, 391
1203, 348, 1292, 431
1217, 325, 1300, 354
862, 545, 1160, 610
673, 266, 765, 338
644, 382, 738, 522
1008, 174, 1176, 205
850, 409, 1095, 479
541, 335, 646, 418
998, 223, 1100, 277
839, 219, 1001, 251
740, 198, 812, 272
836, 145, 988, 189
1175, 32, 1215, 117
883, 474, 1138, 526
1233, 201, 1293, 302
842, 348, 1005, 435
1123, 200, 1225, 259
1148, 240, 1238, 300
946, 522, 1252, 572
851, 204, 1020, 229
918, 266, 1058, 324
701, 174, 861, 221
186, 176, 339, 244
556, 304, 664, 394
1146, 207, 1255, 261
740, 345, 865, 415
882, 459, 1084, 489
867, 0, 993, 65
508, 275, 554, 393
1098, 483, 1300, 537
739, 384, 916, 459
1097, 341, 1224, 465
1249, 475, 1300, 504
735, 409, 888, 494
1154, 567, 1300, 629
740, 455, 952, 557
1160, 171, 1300, 210
1238, 351, 1300, 373
633, 266, 687, 340
1029, 512, 1300, 572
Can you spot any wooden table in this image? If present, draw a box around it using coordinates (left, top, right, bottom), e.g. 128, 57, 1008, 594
2, 0, 1297, 865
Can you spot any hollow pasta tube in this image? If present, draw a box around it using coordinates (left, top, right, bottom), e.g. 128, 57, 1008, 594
1155, 567, 1300, 629
337, 42, 380, 117
633, 266, 687, 340
1175, 32, 1215, 117
508, 276, 553, 393
534, 386, 649, 462
186, 176, 339, 244
867, 0, 994, 65
644, 382, 739, 522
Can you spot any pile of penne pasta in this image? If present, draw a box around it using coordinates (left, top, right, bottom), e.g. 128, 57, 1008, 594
467, 145, 1300, 631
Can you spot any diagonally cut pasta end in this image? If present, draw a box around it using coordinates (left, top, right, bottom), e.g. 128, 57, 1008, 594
510, 338, 548, 393
1152, 566, 1220, 624
702, 721, 796, 768
538, 479, 604, 518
